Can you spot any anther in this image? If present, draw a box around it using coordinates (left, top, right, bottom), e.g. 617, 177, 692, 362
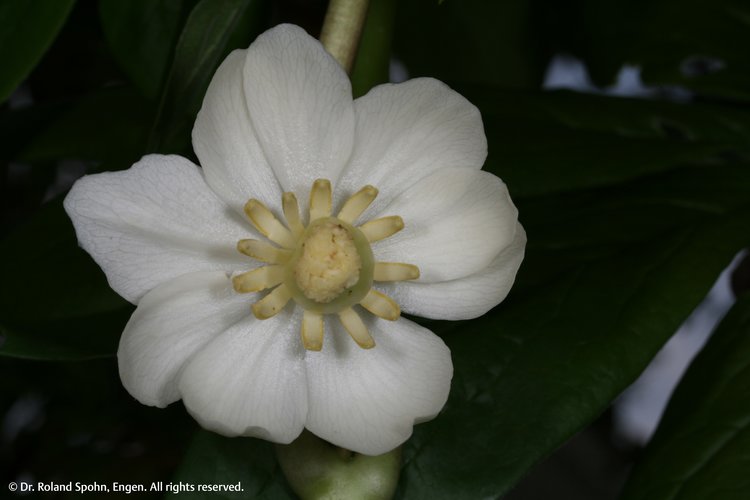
237, 239, 291, 264
301, 310, 324, 351
359, 289, 400, 321
252, 285, 292, 319
244, 199, 296, 248
232, 265, 285, 293
309, 179, 332, 221
373, 262, 420, 282
359, 216, 404, 242
338, 307, 375, 349
282, 192, 305, 238
338, 185, 378, 224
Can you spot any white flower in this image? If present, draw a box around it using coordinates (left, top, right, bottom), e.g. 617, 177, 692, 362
63, 24, 525, 455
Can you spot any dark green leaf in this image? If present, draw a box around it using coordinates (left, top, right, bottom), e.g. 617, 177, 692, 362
0, 100, 69, 161
620, 293, 750, 500
558, 0, 750, 99
394, 0, 546, 89
395, 207, 750, 499
148, 0, 265, 154
516, 163, 750, 291
0, 197, 131, 360
99, 0, 189, 100
0, 0, 75, 103
19, 86, 153, 169
465, 89, 750, 199
172, 431, 292, 499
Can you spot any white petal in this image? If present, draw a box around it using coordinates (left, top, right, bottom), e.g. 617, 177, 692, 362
336, 78, 487, 216
65, 155, 252, 303
193, 50, 282, 213
118, 271, 247, 407
242, 24, 355, 204
178, 307, 308, 444
305, 315, 452, 455
373, 168, 519, 282
380, 223, 526, 320
64, 155, 252, 303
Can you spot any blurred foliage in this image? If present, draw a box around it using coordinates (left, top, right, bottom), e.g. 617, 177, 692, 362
621, 292, 750, 500
2, 0, 750, 498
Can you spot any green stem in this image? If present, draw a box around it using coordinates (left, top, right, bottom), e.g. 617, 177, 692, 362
320, 0, 370, 74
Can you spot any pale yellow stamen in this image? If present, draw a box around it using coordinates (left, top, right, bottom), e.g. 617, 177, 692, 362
337, 185, 378, 224
360, 289, 400, 321
359, 215, 404, 242
236, 179, 421, 350
232, 265, 285, 293
301, 310, 324, 351
252, 284, 292, 319
309, 179, 332, 221
374, 262, 420, 282
244, 199, 296, 249
282, 192, 305, 238
237, 239, 291, 264
338, 307, 375, 349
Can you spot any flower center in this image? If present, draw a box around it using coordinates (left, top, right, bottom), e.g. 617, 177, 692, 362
286, 217, 374, 314
294, 219, 362, 303
233, 179, 420, 351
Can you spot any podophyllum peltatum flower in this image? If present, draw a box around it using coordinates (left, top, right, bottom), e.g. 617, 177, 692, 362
64, 24, 525, 455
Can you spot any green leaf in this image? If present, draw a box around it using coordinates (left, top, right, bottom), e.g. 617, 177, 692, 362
516, 163, 750, 291
394, 0, 546, 89
635, 0, 750, 100
559, 0, 750, 99
0, 0, 75, 103
171, 431, 292, 499
395, 207, 750, 499
148, 0, 265, 154
99, 0, 189, 99
351, 0, 396, 98
0, 197, 132, 360
620, 293, 750, 500
19, 86, 153, 169
465, 89, 750, 199
0, 100, 69, 161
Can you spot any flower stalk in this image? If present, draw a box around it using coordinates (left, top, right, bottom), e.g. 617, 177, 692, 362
320, 0, 370, 74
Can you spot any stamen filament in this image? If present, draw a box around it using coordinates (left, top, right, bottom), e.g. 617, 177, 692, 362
244, 199, 296, 248
309, 179, 332, 221
252, 284, 292, 319
282, 192, 305, 238
338, 307, 375, 349
301, 310, 324, 351
237, 239, 291, 264
360, 289, 400, 321
359, 216, 404, 242
373, 262, 420, 282
233, 265, 285, 293
337, 185, 378, 224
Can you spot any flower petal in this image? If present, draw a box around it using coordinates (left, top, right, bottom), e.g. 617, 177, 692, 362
305, 315, 452, 455
380, 223, 526, 320
242, 24, 355, 204
178, 307, 308, 444
118, 271, 247, 407
64, 155, 251, 303
373, 168, 519, 282
336, 78, 487, 215
193, 49, 282, 213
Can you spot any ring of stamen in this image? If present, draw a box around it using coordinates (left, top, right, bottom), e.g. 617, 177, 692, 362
236, 179, 421, 351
